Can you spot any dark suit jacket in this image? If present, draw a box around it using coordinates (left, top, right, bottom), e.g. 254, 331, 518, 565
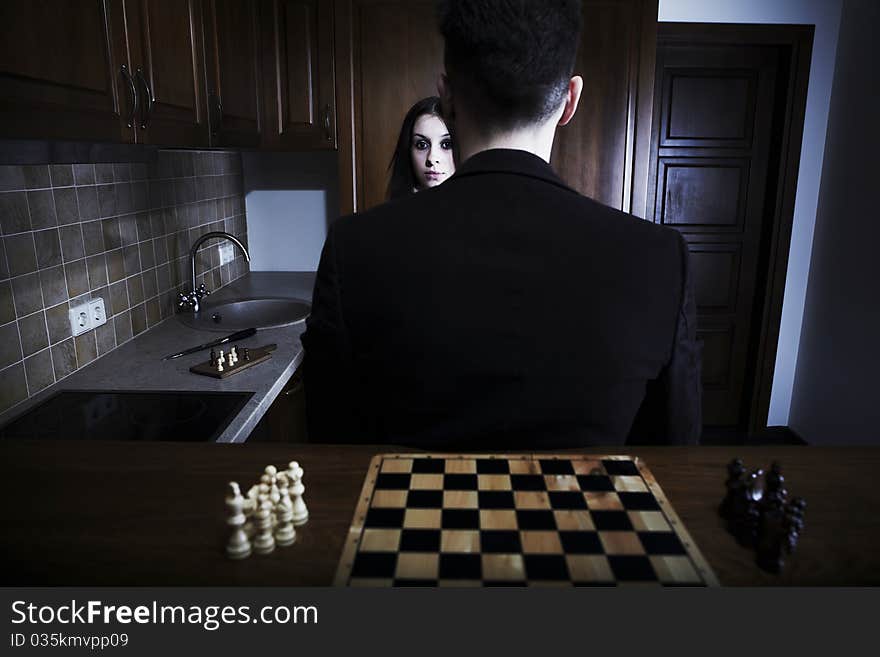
302, 149, 701, 447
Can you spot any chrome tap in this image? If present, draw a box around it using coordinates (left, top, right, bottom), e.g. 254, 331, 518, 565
178, 231, 251, 313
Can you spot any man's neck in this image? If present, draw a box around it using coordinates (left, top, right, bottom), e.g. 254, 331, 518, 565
455, 115, 559, 165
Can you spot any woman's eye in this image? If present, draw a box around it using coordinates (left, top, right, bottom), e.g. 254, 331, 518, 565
441, 139, 453, 150
413, 140, 428, 151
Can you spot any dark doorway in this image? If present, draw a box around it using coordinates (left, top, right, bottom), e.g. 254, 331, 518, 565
646, 23, 813, 442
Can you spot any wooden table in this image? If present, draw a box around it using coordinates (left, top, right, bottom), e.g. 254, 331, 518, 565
2, 441, 878, 586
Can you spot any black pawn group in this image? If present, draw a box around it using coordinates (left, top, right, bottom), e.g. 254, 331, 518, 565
719, 459, 806, 574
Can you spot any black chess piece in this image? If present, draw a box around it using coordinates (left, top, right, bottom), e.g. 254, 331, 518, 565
783, 497, 807, 554
758, 461, 788, 539
210, 348, 217, 366
243, 348, 250, 362
734, 468, 764, 548
720, 458, 746, 519
756, 496, 787, 573
763, 462, 788, 506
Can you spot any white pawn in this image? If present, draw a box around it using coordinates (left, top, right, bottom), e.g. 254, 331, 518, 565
274, 484, 297, 546
287, 461, 309, 526
244, 485, 259, 536
252, 500, 275, 555
225, 482, 251, 559
217, 350, 225, 372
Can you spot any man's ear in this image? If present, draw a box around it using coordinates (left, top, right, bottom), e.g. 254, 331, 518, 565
438, 73, 454, 121
558, 75, 583, 127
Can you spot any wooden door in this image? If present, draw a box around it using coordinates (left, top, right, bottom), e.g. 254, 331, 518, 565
646, 37, 785, 431
338, 0, 442, 212
204, 0, 263, 147
551, 0, 657, 216
125, 0, 210, 146
0, 0, 135, 142
260, 0, 336, 150
335, 0, 656, 216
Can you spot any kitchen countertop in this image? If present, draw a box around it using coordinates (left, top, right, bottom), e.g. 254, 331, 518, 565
0, 271, 316, 443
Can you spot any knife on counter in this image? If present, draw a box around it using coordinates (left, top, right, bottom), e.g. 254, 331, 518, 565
162, 328, 257, 360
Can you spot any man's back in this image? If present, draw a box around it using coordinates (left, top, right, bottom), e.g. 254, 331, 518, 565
303, 149, 702, 447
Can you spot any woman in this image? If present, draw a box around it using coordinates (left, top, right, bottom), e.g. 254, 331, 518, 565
386, 96, 456, 200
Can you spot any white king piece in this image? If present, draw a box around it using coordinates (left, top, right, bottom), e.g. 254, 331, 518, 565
287, 461, 309, 526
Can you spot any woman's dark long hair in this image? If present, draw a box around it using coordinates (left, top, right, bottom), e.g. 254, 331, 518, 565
385, 97, 452, 201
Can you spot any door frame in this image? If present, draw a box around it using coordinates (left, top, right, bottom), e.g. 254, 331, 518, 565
654, 23, 813, 437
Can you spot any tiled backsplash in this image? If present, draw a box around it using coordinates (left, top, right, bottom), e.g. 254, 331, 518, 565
0, 150, 249, 414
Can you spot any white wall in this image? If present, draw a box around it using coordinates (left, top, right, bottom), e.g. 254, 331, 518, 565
658, 0, 843, 427
788, 0, 880, 444
241, 151, 339, 272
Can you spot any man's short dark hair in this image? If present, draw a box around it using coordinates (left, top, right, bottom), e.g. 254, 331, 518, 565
438, 0, 582, 130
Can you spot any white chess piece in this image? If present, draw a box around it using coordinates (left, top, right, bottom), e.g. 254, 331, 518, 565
274, 484, 297, 547
217, 350, 225, 373
225, 482, 251, 559
252, 500, 275, 554
244, 485, 259, 536
287, 462, 309, 526
230, 346, 238, 365
263, 465, 280, 504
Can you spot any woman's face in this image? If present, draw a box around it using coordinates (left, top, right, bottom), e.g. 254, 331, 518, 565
410, 114, 454, 191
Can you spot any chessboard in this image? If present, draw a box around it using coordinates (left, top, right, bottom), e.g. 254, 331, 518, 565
334, 454, 719, 586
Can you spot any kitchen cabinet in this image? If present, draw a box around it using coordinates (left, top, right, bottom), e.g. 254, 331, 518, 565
0, 0, 210, 146
248, 366, 309, 443
259, 0, 336, 150
124, 0, 211, 146
333, 0, 657, 217
0, 0, 135, 143
203, 0, 264, 147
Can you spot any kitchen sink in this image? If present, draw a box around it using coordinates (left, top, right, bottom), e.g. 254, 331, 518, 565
176, 297, 311, 331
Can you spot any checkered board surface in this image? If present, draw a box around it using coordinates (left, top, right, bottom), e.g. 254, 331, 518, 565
334, 454, 719, 586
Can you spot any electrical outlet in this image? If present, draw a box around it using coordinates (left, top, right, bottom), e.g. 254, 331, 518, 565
219, 242, 234, 266
88, 298, 107, 328
69, 302, 92, 337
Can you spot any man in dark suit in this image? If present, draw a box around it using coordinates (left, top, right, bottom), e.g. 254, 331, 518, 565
302, 0, 701, 447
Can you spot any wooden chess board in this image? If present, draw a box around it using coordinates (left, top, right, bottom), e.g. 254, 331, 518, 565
335, 454, 719, 586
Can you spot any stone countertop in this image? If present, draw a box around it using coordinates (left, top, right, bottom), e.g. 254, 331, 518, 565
0, 272, 316, 443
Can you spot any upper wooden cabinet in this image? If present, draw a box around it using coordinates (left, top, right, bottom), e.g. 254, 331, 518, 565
334, 0, 658, 217
0, 0, 328, 150
124, 0, 210, 147
0, 0, 135, 143
260, 0, 336, 150
203, 0, 263, 147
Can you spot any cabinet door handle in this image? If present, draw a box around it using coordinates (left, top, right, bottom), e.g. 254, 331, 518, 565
211, 93, 223, 136
120, 64, 138, 128
322, 104, 332, 141
135, 67, 154, 129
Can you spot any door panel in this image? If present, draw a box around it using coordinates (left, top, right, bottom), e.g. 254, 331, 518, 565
127, 0, 209, 145
353, 0, 443, 210
261, 0, 336, 150
204, 0, 262, 146
0, 0, 134, 142
552, 0, 651, 211
648, 42, 781, 429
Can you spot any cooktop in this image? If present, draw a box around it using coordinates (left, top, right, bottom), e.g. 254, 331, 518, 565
0, 390, 253, 442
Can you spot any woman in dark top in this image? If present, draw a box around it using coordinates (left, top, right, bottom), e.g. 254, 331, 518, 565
386, 96, 456, 200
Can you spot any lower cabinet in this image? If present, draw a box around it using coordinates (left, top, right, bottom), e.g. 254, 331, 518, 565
248, 366, 308, 442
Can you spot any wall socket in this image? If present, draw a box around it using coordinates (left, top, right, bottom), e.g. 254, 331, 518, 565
69, 298, 107, 337
219, 243, 235, 266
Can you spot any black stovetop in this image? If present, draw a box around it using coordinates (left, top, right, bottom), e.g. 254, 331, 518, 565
0, 390, 253, 442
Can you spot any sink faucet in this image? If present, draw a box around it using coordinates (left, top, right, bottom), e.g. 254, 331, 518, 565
178, 231, 251, 313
